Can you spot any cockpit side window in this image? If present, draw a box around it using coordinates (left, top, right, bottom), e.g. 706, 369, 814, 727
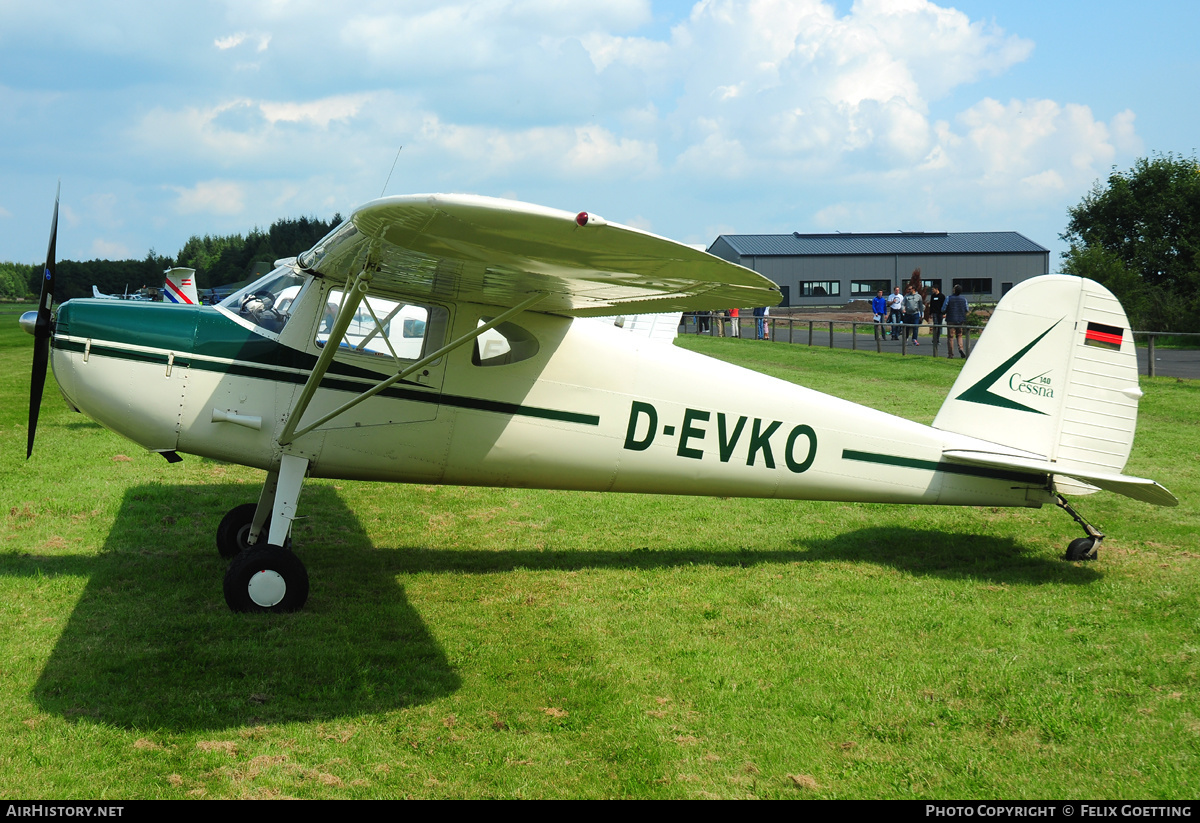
317, 288, 447, 363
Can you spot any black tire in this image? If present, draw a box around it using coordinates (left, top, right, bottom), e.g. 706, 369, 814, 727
223, 545, 309, 613
216, 503, 258, 559
1065, 537, 1098, 561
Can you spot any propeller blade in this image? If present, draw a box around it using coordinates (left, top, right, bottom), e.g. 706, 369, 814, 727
27, 184, 59, 459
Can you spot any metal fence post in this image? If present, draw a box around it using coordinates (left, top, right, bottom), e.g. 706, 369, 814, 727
808, 320, 813, 346
1148, 334, 1156, 377
828, 321, 834, 348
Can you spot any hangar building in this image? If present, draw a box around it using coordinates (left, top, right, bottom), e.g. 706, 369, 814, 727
706, 231, 1050, 307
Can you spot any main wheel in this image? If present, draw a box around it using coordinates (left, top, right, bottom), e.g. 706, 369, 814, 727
1065, 537, 1098, 561
216, 503, 258, 559
223, 545, 309, 613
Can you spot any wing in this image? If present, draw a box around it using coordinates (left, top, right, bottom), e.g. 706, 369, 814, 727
297, 194, 780, 316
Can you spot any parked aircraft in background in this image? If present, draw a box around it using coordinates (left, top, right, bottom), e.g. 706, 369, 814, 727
90, 268, 200, 305
23, 191, 1176, 614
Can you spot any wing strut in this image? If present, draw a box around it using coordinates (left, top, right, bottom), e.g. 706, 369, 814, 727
276, 268, 375, 446
278, 290, 548, 446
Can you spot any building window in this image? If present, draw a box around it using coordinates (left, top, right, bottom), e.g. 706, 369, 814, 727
920, 279, 942, 293
850, 280, 891, 296
799, 281, 841, 297
952, 278, 992, 296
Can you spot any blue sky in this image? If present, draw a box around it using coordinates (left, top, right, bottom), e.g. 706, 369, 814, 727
2, 0, 1197, 269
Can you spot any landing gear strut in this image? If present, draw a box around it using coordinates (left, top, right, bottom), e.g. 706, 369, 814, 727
217, 454, 312, 612
1055, 494, 1104, 561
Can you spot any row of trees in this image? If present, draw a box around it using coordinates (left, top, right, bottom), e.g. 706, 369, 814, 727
3, 215, 343, 303
0, 263, 39, 300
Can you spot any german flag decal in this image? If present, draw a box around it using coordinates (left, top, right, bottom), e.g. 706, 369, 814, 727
1084, 322, 1124, 350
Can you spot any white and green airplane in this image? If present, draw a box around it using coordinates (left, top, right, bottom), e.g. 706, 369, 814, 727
22, 192, 1177, 613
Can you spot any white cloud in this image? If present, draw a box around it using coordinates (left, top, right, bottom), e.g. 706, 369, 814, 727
90, 238, 131, 259
422, 117, 659, 180
172, 180, 246, 216
944, 98, 1127, 196
215, 32, 246, 50
259, 94, 370, 127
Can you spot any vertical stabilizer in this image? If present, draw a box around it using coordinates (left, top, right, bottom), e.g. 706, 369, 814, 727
163, 267, 199, 305
933, 276, 1143, 477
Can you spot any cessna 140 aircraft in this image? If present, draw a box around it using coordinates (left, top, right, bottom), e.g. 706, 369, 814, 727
23, 191, 1177, 613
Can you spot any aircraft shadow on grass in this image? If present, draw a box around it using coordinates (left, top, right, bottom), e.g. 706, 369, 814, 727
14, 485, 1099, 732
23, 484, 459, 732
372, 527, 1102, 584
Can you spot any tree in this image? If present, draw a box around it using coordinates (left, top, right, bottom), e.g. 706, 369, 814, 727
1060, 153, 1200, 331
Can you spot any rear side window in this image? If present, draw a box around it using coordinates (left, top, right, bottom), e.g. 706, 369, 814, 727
473, 319, 539, 366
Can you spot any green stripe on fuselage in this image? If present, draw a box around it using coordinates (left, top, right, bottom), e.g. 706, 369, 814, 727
53, 300, 598, 426
841, 449, 1045, 485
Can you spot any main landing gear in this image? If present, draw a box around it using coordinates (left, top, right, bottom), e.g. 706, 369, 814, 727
1056, 494, 1104, 561
215, 454, 311, 613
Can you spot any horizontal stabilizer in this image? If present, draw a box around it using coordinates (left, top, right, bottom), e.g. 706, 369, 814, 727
943, 449, 1178, 507
588, 312, 682, 343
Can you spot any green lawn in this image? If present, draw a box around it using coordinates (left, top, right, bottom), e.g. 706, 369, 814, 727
0, 311, 1196, 798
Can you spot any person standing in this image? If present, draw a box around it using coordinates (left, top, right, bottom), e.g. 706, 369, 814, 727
729, 306, 739, 337
887, 286, 904, 340
944, 285, 969, 358
902, 285, 923, 345
871, 289, 888, 340
927, 285, 946, 350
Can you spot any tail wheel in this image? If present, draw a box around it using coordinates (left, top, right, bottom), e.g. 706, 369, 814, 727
1065, 537, 1099, 561
224, 545, 309, 613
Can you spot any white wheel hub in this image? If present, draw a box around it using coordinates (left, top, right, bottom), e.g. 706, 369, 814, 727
247, 569, 286, 607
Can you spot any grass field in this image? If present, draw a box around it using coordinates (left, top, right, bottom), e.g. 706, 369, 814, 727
0, 308, 1196, 799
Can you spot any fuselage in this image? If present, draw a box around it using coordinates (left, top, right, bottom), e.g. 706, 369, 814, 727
49, 271, 1054, 509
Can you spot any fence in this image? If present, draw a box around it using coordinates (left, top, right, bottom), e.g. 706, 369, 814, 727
684, 314, 977, 358
682, 314, 1200, 377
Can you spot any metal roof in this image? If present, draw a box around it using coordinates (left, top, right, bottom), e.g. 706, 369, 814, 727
712, 231, 1048, 257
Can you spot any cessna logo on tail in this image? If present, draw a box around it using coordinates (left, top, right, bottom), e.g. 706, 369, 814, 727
956, 319, 1063, 415
1008, 371, 1054, 398
622, 401, 817, 473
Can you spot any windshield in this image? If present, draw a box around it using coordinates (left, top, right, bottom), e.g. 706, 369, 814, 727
218, 264, 307, 335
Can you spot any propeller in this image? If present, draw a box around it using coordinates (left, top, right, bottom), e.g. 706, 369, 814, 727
27, 184, 59, 459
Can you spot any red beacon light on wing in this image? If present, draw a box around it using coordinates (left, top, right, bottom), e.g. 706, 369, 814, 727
575, 211, 608, 227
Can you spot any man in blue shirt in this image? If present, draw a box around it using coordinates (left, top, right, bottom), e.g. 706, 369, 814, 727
871, 289, 888, 340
